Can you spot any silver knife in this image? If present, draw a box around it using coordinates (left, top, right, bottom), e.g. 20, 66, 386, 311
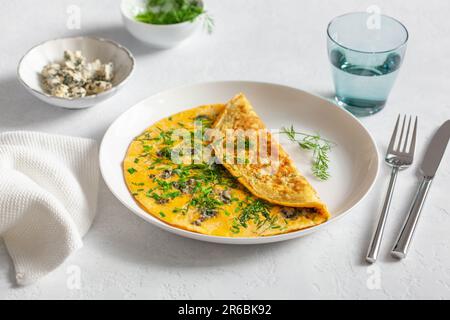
391, 120, 450, 259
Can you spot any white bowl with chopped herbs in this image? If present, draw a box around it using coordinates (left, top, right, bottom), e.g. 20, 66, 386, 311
17, 36, 135, 109
121, 0, 213, 49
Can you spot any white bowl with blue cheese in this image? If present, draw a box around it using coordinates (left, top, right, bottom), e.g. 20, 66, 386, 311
18, 37, 135, 109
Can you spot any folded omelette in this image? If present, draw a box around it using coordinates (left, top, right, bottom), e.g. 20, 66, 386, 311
123, 95, 330, 237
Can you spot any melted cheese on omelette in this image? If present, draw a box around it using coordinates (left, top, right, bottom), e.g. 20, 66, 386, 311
123, 101, 330, 237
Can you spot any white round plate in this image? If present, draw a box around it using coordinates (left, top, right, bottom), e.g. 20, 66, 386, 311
100, 81, 379, 244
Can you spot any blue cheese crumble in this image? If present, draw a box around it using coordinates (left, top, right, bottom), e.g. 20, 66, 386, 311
41, 50, 114, 99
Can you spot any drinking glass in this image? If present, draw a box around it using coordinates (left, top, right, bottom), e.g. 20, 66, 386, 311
327, 12, 408, 116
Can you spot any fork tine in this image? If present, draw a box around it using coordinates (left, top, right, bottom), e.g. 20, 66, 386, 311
402, 116, 412, 152
409, 116, 418, 155
388, 115, 400, 152
396, 115, 407, 151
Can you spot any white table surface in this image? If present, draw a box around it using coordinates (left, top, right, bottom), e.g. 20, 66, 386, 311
1, 0, 449, 300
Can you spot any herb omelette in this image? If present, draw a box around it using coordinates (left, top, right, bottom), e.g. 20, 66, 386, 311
123, 96, 330, 237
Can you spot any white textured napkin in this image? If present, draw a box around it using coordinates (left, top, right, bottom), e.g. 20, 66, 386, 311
0, 131, 99, 285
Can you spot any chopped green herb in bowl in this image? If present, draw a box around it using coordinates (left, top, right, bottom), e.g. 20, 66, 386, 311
121, 0, 213, 48
135, 0, 214, 32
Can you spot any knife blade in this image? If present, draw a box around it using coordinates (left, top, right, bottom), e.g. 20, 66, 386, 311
392, 120, 450, 259
421, 120, 450, 178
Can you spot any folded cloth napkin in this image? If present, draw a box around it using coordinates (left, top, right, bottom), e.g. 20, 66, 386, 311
0, 131, 99, 285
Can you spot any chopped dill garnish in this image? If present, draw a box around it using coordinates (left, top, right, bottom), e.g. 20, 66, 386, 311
157, 146, 173, 159
231, 198, 278, 233
155, 178, 172, 191
163, 191, 181, 199
158, 130, 175, 146
189, 186, 222, 214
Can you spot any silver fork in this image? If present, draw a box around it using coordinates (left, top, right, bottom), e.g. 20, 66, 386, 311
366, 115, 418, 263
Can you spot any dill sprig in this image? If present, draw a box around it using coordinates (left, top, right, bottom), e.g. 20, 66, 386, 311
202, 12, 214, 34
280, 125, 334, 181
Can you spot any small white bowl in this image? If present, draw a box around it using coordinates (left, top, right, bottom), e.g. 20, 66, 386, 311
121, 0, 202, 49
17, 36, 135, 109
